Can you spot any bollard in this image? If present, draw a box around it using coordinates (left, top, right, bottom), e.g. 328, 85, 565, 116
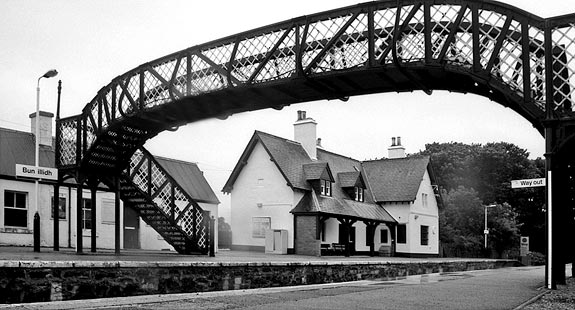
209, 216, 215, 257
33, 212, 40, 252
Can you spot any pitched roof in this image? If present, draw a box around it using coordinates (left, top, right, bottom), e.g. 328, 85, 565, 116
0, 128, 55, 176
0, 127, 218, 204
362, 156, 431, 203
303, 162, 334, 181
155, 157, 220, 204
223, 131, 314, 192
338, 171, 364, 188
291, 191, 396, 223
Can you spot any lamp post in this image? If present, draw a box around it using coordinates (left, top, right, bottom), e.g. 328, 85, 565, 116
33, 69, 58, 252
484, 204, 497, 249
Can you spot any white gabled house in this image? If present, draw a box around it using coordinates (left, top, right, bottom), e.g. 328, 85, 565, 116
223, 111, 441, 257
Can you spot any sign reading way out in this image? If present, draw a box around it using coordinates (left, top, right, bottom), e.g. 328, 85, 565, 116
15, 164, 58, 181
511, 178, 546, 189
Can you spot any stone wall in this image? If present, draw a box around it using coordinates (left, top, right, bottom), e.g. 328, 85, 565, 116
0, 259, 519, 304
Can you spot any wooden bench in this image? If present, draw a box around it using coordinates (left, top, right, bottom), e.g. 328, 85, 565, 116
320, 243, 347, 256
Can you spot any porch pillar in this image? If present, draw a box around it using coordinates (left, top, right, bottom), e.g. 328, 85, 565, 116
338, 218, 356, 257
115, 177, 121, 255
53, 182, 60, 251
389, 223, 397, 257
90, 181, 97, 253
76, 180, 83, 254
363, 221, 378, 257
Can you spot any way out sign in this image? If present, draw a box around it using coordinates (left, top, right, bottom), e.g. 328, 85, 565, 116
511, 178, 546, 189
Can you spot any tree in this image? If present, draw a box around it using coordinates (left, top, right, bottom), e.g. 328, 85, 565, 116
440, 187, 484, 257
420, 142, 545, 255
440, 187, 520, 258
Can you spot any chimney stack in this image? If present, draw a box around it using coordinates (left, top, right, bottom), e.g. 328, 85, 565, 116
388, 136, 406, 159
30, 111, 54, 147
294, 110, 317, 159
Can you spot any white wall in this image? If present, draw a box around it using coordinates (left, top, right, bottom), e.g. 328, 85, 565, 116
1, 178, 218, 252
230, 142, 296, 249
409, 170, 439, 255
380, 169, 439, 255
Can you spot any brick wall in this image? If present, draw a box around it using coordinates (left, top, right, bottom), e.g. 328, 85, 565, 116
295, 215, 320, 256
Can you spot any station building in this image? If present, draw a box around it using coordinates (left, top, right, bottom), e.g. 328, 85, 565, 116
223, 111, 441, 257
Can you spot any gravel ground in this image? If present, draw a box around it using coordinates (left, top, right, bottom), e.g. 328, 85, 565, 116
523, 277, 575, 310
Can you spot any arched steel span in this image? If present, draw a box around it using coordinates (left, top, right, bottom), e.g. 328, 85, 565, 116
56, 0, 575, 174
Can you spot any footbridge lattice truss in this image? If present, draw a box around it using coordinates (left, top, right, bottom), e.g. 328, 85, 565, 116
56, 0, 575, 253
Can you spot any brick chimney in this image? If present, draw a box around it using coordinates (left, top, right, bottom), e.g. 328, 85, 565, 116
388, 136, 406, 159
294, 110, 317, 159
29, 111, 54, 147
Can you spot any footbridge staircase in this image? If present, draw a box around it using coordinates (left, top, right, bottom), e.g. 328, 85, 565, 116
119, 148, 209, 254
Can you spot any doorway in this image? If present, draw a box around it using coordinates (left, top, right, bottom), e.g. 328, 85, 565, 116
123, 205, 140, 249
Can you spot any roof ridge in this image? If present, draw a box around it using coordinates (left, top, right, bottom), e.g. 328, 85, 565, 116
154, 155, 198, 166
0, 127, 33, 136
362, 154, 430, 163
317, 148, 360, 162
255, 130, 299, 144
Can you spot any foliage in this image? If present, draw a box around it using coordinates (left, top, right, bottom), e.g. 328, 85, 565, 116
527, 252, 546, 266
440, 187, 485, 257
421, 142, 542, 256
218, 217, 231, 232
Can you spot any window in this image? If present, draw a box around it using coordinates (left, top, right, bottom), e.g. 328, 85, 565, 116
380, 229, 388, 244
320, 180, 331, 196
82, 198, 92, 230
51, 196, 66, 220
421, 225, 429, 246
4, 190, 28, 227
252, 217, 271, 238
321, 221, 326, 242
397, 225, 407, 244
422, 193, 428, 208
354, 187, 364, 202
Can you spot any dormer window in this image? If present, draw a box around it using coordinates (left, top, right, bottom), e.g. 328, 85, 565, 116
320, 179, 332, 196
354, 187, 364, 202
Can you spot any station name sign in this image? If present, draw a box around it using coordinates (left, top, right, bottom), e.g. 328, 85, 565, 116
511, 178, 546, 189
15, 164, 58, 181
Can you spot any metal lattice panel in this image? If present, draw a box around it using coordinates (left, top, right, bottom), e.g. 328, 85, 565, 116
374, 5, 397, 63
311, 12, 369, 72
492, 19, 524, 94
529, 26, 546, 109
448, 7, 473, 66
253, 28, 298, 82
57, 117, 78, 166
552, 23, 575, 112
398, 5, 426, 62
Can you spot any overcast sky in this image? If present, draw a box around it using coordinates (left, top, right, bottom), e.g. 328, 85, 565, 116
1, 0, 573, 221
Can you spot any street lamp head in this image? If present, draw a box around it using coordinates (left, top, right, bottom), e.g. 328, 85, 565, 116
42, 69, 58, 78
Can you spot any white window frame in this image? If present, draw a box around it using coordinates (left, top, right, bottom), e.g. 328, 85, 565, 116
320, 180, 331, 196
421, 225, 429, 246
354, 187, 364, 202
4, 190, 28, 228
82, 198, 92, 230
